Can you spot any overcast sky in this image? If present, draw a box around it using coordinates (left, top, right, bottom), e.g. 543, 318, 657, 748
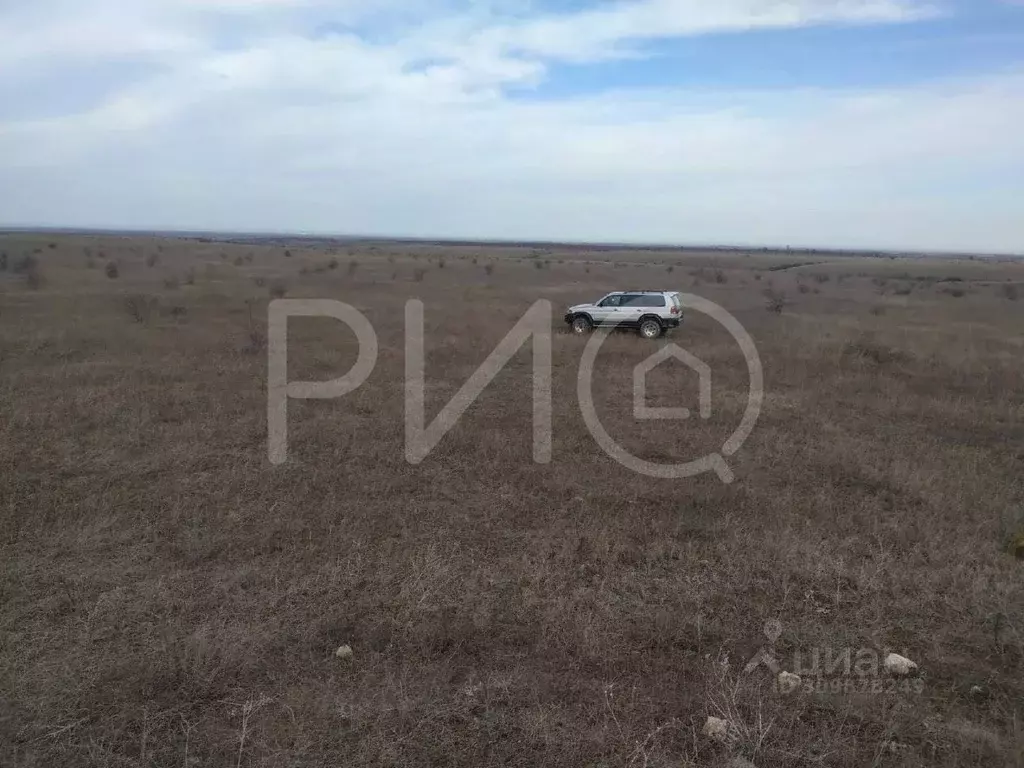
1, 0, 1022, 252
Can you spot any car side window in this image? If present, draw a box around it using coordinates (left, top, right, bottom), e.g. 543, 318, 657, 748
619, 294, 641, 306
598, 295, 620, 307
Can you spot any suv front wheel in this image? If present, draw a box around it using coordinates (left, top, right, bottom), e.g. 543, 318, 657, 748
639, 318, 663, 339
571, 315, 593, 335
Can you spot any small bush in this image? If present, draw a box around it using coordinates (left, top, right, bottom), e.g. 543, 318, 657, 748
245, 300, 265, 353
105, 261, 119, 279
123, 294, 157, 323
437, 258, 446, 270
269, 281, 288, 299
666, 265, 674, 273
1001, 284, 1018, 301
764, 289, 786, 314
21, 256, 44, 289
48, 243, 57, 250
843, 339, 912, 366
714, 269, 727, 284
0, 252, 7, 271
328, 258, 339, 270
814, 273, 829, 284
167, 305, 187, 320
146, 253, 159, 268
284, 249, 293, 258
797, 283, 810, 294
484, 263, 494, 276
413, 268, 426, 282
942, 286, 966, 298
893, 285, 912, 296
754, 273, 762, 281
233, 255, 244, 266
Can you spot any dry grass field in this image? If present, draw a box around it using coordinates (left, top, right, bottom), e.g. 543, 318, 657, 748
2, 232, 1023, 767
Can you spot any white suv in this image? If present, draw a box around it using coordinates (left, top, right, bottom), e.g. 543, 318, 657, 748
564, 291, 683, 339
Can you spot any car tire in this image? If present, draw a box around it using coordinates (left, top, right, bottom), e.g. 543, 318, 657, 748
571, 315, 593, 335
639, 319, 662, 339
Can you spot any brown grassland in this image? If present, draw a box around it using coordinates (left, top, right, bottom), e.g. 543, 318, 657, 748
1, 233, 1023, 767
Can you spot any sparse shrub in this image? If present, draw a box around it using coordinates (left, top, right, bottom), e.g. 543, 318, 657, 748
347, 260, 359, 277
328, 257, 339, 270
893, 285, 912, 296
245, 300, 265, 353
233, 255, 244, 266
484, 263, 494, 276
0, 252, 7, 271
534, 260, 543, 270
437, 258, 446, 270
123, 294, 157, 323
1001, 284, 1018, 301
184, 268, 196, 285
391, 270, 398, 280
284, 249, 293, 258
942, 286, 966, 298
268, 281, 288, 299
714, 269, 727, 284
413, 268, 426, 282
20, 255, 44, 289
666, 265, 674, 273
471, 257, 478, 265
163, 275, 180, 290
814, 273, 829, 283
219, 252, 228, 261
105, 261, 119, 279
146, 253, 159, 268
843, 338, 912, 366
764, 289, 786, 314
754, 273, 762, 281
48, 243, 57, 250
245, 253, 254, 263
798, 283, 810, 294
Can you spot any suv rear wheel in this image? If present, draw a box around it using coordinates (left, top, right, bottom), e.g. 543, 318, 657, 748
571, 315, 593, 334
639, 318, 662, 339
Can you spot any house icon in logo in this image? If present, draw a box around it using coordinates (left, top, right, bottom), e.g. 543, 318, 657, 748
633, 344, 712, 421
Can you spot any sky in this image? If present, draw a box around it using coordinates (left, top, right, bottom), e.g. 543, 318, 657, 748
1, 0, 1022, 253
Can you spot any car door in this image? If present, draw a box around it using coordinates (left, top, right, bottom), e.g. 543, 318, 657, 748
616, 294, 645, 327
591, 294, 621, 325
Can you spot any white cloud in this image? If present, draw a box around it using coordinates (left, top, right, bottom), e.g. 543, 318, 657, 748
1, 0, 1022, 252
